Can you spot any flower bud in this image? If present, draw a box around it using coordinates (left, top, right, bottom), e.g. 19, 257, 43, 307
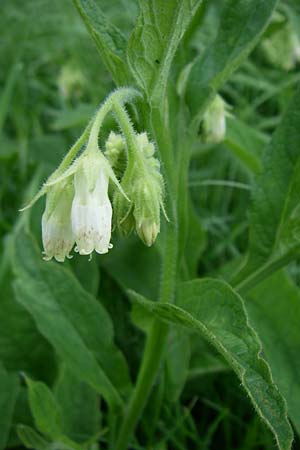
202, 95, 228, 143
104, 131, 126, 172
114, 132, 165, 246
262, 21, 300, 71
42, 181, 75, 262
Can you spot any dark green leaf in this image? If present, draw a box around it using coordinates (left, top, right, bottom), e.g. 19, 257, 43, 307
73, 0, 129, 84
186, 0, 278, 123
13, 232, 131, 409
233, 87, 300, 285
127, 0, 202, 103
0, 365, 19, 450
54, 365, 101, 443
130, 279, 293, 450
246, 271, 300, 435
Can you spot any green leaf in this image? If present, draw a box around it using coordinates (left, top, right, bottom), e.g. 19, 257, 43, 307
165, 329, 190, 402
54, 365, 101, 444
25, 377, 63, 440
13, 232, 131, 409
0, 262, 56, 383
130, 279, 293, 450
186, 0, 278, 124
127, 0, 202, 103
233, 87, 300, 285
0, 365, 19, 450
225, 117, 267, 174
73, 0, 129, 84
246, 271, 300, 436
17, 425, 51, 450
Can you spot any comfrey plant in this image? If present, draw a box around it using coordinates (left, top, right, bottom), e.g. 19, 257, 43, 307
13, 2, 300, 450
22, 89, 165, 260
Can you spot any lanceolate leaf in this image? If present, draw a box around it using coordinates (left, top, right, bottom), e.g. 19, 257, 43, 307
186, 0, 278, 124
129, 279, 293, 450
127, 0, 202, 103
13, 232, 131, 409
233, 87, 300, 285
73, 0, 129, 84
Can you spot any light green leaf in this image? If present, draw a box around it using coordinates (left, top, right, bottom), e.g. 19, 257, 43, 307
25, 377, 63, 440
127, 0, 202, 103
0, 365, 19, 450
73, 0, 129, 84
246, 271, 300, 436
17, 425, 51, 450
186, 0, 278, 124
233, 87, 300, 285
129, 279, 293, 450
13, 232, 131, 409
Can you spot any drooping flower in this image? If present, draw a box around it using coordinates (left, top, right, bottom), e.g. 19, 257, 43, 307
70, 151, 113, 255
42, 181, 75, 262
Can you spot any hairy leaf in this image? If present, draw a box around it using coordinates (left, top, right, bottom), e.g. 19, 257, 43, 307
73, 0, 129, 84
233, 87, 300, 285
127, 0, 202, 103
13, 232, 131, 409
186, 0, 278, 124
130, 279, 293, 450
246, 271, 300, 436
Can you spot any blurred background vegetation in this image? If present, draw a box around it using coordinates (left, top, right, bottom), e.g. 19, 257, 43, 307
1, 0, 300, 449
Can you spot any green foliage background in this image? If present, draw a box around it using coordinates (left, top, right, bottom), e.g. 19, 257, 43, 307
1, 0, 300, 449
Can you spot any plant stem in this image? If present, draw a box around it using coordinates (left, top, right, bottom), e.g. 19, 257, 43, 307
235, 245, 300, 295
115, 220, 177, 450
115, 107, 178, 450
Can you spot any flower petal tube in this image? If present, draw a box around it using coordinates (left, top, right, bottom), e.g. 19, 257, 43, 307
71, 154, 113, 256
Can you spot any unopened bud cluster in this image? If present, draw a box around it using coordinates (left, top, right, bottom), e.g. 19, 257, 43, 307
22, 89, 166, 262
113, 133, 165, 246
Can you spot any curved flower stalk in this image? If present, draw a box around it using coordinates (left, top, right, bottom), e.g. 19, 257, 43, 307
20, 87, 167, 260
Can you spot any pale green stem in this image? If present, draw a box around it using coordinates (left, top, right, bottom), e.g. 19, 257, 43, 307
115, 106, 178, 450
235, 245, 300, 295
87, 87, 140, 151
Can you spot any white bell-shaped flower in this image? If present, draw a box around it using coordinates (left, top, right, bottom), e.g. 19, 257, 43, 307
71, 152, 113, 255
42, 182, 75, 262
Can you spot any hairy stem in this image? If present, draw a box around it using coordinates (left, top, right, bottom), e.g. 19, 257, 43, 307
115, 106, 178, 450
235, 245, 300, 295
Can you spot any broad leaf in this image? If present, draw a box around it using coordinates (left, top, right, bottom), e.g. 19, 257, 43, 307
186, 0, 278, 124
13, 232, 131, 409
130, 279, 293, 450
0, 365, 19, 450
233, 87, 300, 285
127, 0, 202, 103
246, 271, 300, 436
73, 0, 129, 84
54, 365, 101, 444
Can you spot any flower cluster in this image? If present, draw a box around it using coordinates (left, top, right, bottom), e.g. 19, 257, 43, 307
22, 89, 166, 262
